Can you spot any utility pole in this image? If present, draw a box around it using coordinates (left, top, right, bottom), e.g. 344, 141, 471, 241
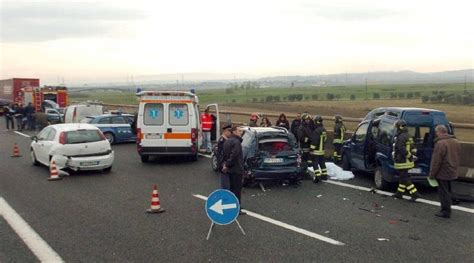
464, 75, 467, 94
365, 77, 368, 100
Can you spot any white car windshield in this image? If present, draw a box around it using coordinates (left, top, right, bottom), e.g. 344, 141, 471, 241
65, 130, 105, 144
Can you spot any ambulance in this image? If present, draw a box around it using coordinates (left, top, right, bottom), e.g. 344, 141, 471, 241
135, 91, 219, 162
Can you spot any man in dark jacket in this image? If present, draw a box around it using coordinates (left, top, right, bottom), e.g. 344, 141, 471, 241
24, 102, 35, 130
222, 126, 245, 214
290, 113, 302, 136
429, 125, 461, 218
4, 104, 15, 130
309, 115, 327, 183
297, 113, 313, 166
392, 120, 420, 201
216, 124, 232, 189
14, 104, 24, 131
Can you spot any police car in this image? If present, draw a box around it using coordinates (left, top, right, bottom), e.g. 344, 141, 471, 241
80, 113, 136, 144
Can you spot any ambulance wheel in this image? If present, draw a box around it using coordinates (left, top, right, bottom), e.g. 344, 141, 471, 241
141, 155, 150, 163
374, 166, 389, 190
190, 153, 198, 162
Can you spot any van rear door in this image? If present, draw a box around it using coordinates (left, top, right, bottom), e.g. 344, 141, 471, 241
166, 103, 192, 150
140, 102, 167, 149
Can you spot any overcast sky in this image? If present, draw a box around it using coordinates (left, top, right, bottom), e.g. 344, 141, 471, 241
0, 0, 473, 84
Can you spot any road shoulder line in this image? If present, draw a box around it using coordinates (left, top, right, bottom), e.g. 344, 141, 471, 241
0, 197, 63, 262
14, 131, 31, 138
192, 194, 345, 246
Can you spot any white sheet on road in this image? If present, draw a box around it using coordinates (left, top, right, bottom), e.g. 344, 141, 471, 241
308, 162, 354, 180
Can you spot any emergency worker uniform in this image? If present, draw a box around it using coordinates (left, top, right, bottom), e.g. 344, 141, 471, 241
333, 115, 346, 162
310, 115, 327, 183
297, 113, 313, 166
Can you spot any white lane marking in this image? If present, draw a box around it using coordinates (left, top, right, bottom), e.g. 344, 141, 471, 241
0, 197, 63, 262
198, 153, 212, 158
14, 131, 31, 138
325, 180, 474, 214
192, 194, 345, 246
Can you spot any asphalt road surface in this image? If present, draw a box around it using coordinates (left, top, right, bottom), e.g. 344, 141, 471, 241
1, 120, 473, 262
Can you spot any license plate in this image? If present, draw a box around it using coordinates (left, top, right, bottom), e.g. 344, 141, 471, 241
408, 168, 422, 174
80, 161, 99, 166
146, 134, 162, 139
264, 158, 284, 164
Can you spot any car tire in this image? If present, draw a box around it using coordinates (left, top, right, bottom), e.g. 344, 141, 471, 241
211, 153, 218, 171
342, 153, 351, 171
31, 149, 39, 166
103, 166, 112, 173
141, 155, 150, 163
374, 166, 390, 190
104, 132, 115, 144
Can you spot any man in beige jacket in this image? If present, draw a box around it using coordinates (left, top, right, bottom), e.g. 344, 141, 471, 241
428, 125, 461, 218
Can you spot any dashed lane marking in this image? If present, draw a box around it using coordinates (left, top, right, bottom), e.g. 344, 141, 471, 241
0, 197, 63, 262
192, 194, 345, 246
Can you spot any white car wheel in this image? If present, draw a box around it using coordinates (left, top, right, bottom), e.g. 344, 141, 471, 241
31, 149, 39, 166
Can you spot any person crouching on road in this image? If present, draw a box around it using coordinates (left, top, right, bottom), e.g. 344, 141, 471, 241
222, 126, 246, 215
309, 115, 328, 183
429, 125, 461, 218
200, 107, 213, 153
248, 113, 259, 127
332, 115, 346, 163
392, 120, 420, 201
217, 124, 233, 189
297, 113, 313, 167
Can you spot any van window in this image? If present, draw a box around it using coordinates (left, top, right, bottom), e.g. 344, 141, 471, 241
408, 126, 432, 146
169, 104, 189, 126
144, 103, 164, 126
377, 121, 395, 146
354, 123, 369, 143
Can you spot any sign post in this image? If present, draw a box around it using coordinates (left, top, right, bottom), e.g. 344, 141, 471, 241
205, 189, 245, 240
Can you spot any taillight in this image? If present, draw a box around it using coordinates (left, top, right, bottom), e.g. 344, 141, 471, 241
59, 132, 66, 144
97, 130, 107, 140
296, 154, 302, 168
136, 128, 142, 143
191, 128, 198, 143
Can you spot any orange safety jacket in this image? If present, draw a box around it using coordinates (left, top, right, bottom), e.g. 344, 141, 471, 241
201, 113, 213, 131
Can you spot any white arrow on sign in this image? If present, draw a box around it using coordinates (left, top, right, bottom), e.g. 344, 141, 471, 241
209, 199, 237, 215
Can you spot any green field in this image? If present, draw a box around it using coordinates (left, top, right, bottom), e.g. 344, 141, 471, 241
70, 82, 474, 106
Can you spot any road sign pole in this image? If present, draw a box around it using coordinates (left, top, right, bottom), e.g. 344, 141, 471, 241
206, 222, 215, 240
235, 219, 246, 236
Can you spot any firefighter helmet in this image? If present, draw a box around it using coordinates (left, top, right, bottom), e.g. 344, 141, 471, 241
301, 113, 311, 120
335, 115, 343, 122
395, 119, 407, 130
313, 115, 323, 123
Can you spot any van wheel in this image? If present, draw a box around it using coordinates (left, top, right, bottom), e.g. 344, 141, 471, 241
104, 132, 115, 144
374, 166, 390, 190
189, 153, 198, 162
211, 153, 218, 171
141, 155, 150, 163
342, 153, 351, 171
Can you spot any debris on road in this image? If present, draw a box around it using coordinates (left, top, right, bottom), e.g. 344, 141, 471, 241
308, 162, 355, 180
370, 188, 377, 194
389, 220, 397, 225
408, 235, 420, 241
324, 231, 330, 234
316, 194, 323, 198
343, 198, 349, 201
399, 218, 409, 223
377, 238, 390, 241
359, 207, 374, 213
259, 183, 266, 192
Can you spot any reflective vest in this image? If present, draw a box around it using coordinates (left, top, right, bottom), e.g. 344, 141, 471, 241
310, 126, 327, 156
392, 132, 415, 170
333, 123, 346, 144
201, 113, 213, 131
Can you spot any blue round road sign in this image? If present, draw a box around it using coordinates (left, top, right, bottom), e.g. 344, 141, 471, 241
205, 189, 240, 225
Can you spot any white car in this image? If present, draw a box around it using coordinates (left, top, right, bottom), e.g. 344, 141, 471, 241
30, 124, 114, 173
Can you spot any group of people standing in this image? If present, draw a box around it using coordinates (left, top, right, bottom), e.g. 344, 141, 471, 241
3, 102, 36, 131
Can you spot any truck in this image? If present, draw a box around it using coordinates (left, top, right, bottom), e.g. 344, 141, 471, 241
0, 78, 68, 113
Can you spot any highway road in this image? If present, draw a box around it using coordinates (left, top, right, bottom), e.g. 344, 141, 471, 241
1, 121, 473, 262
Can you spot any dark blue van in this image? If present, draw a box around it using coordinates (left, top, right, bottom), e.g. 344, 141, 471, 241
342, 107, 453, 189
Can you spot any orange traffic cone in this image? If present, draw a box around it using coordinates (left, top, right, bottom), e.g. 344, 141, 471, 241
48, 160, 63, 181
146, 185, 165, 213
11, 143, 22, 157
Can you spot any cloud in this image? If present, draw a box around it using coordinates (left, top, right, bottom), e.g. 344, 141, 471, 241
299, 2, 399, 21
0, 1, 146, 42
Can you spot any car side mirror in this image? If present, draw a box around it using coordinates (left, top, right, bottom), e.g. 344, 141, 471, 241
31, 136, 38, 142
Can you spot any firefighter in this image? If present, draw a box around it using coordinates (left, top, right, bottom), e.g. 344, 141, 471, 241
309, 115, 327, 183
297, 113, 313, 167
332, 115, 346, 163
392, 120, 420, 201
